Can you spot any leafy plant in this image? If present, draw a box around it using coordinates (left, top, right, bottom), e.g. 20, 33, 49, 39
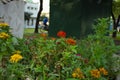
77, 18, 120, 80
0, 23, 29, 80
0, 18, 120, 80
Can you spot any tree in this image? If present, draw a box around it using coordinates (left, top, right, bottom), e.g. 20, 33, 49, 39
34, 0, 43, 33
112, 0, 120, 38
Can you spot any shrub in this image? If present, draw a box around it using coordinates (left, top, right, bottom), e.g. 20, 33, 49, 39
0, 18, 120, 80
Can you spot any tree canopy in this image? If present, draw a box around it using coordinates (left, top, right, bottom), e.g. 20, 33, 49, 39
111, 0, 120, 37
112, 0, 120, 19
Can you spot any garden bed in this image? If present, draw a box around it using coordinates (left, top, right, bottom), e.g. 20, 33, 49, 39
0, 18, 120, 80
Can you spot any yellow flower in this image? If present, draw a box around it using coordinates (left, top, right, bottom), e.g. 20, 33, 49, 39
72, 73, 77, 78
76, 68, 81, 72
90, 69, 101, 78
72, 68, 85, 79
0, 23, 9, 27
10, 54, 23, 63
0, 32, 9, 39
77, 73, 85, 79
99, 67, 108, 75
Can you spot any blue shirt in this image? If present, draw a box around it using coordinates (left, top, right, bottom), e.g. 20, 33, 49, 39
43, 17, 48, 24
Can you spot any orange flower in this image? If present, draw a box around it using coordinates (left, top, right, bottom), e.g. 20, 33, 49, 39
90, 69, 101, 78
40, 33, 47, 37
57, 30, 66, 38
51, 37, 56, 40
66, 38, 76, 45
99, 67, 108, 75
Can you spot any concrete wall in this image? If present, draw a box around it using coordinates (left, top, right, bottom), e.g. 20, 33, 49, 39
0, 0, 24, 38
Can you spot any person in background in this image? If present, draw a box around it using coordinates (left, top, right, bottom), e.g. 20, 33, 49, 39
43, 17, 48, 31
43, 17, 48, 26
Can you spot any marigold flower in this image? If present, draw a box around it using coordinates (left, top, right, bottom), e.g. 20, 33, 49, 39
0, 23, 9, 27
10, 54, 23, 63
99, 67, 108, 75
90, 69, 101, 78
72, 73, 77, 78
72, 68, 85, 79
76, 68, 81, 72
40, 33, 47, 37
57, 30, 66, 38
77, 73, 85, 79
0, 32, 9, 39
66, 38, 76, 45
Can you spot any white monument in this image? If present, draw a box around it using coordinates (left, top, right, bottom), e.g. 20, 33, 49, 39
0, 0, 24, 38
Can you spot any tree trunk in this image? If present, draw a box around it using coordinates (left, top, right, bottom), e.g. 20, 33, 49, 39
112, 11, 117, 38
111, 10, 120, 38
34, 0, 43, 33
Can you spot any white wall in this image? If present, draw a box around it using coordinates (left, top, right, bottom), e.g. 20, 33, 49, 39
24, 2, 39, 28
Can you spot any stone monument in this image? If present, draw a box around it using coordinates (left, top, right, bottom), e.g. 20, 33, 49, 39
0, 0, 24, 38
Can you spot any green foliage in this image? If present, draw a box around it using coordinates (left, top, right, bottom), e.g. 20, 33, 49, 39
77, 18, 120, 79
0, 18, 120, 80
0, 23, 30, 80
112, 0, 120, 18
0, 24, 15, 59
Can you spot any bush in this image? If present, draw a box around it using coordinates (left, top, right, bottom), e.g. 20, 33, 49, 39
0, 18, 120, 80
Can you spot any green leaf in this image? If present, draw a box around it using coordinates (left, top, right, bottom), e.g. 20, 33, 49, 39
12, 37, 18, 45
66, 78, 79, 80
0, 55, 3, 61
34, 66, 43, 73
1, 45, 7, 52
48, 73, 59, 77
8, 44, 15, 51
47, 73, 59, 80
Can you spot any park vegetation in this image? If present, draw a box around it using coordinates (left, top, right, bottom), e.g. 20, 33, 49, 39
0, 18, 120, 80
